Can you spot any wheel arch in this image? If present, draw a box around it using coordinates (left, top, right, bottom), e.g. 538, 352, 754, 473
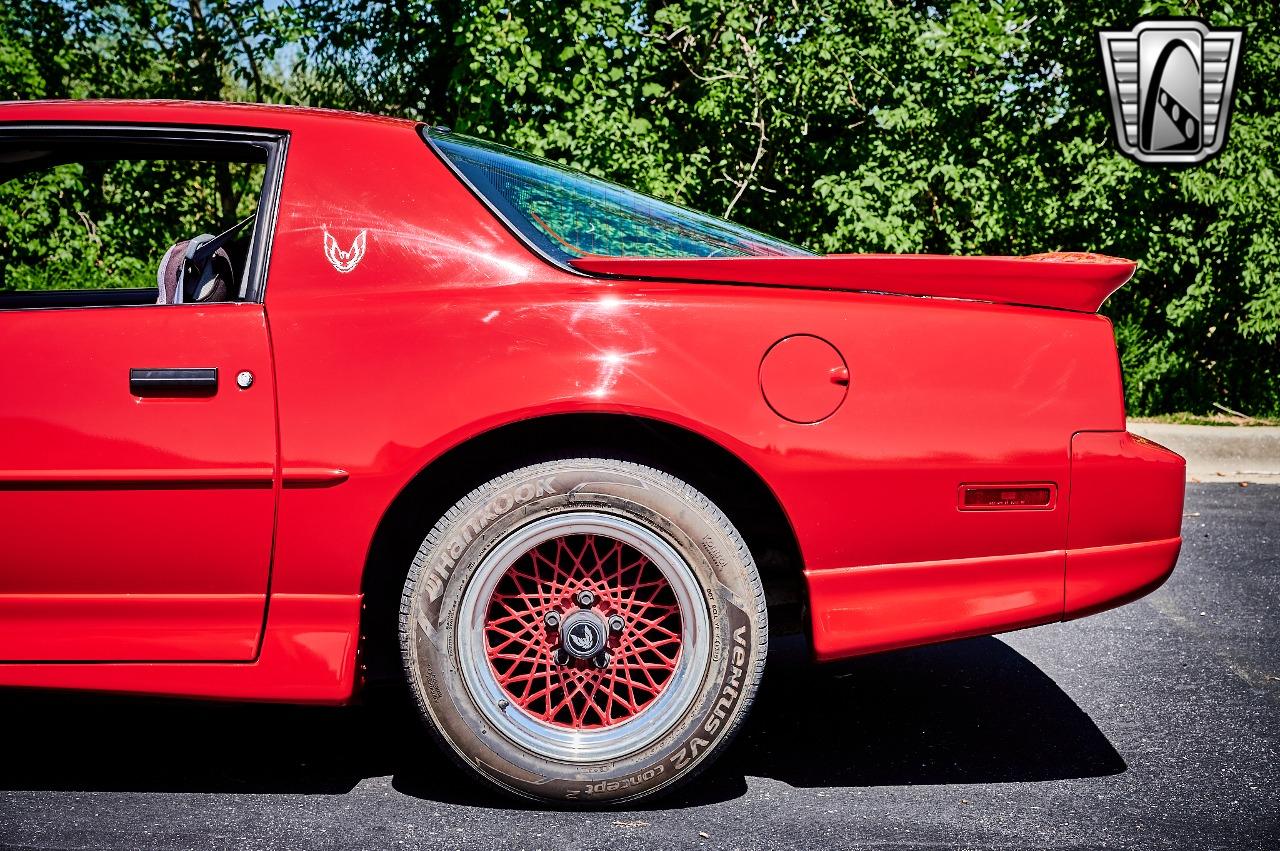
358, 412, 807, 686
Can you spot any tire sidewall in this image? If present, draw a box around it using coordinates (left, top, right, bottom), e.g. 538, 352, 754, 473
403, 460, 764, 804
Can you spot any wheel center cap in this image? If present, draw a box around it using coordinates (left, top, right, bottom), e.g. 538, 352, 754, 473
559, 610, 607, 659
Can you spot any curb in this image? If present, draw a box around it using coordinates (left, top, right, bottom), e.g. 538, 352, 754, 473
1127, 422, 1280, 485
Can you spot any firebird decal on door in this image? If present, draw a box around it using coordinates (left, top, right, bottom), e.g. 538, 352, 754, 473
323, 226, 367, 273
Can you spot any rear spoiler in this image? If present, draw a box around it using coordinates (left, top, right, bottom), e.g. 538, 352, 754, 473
570, 252, 1137, 313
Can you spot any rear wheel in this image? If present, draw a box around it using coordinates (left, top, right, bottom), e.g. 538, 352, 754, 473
399, 458, 767, 804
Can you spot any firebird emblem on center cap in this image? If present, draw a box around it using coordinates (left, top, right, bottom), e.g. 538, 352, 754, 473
323, 226, 367, 273
569, 624, 596, 650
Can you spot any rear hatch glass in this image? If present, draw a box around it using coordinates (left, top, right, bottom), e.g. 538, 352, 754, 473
423, 128, 809, 264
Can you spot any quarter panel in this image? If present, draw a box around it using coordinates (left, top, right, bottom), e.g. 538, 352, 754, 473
268, 236, 1125, 598
260, 114, 1128, 669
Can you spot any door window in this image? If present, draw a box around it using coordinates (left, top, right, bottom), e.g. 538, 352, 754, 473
0, 132, 282, 309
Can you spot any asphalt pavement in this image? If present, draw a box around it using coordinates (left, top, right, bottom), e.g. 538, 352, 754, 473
1, 483, 1276, 850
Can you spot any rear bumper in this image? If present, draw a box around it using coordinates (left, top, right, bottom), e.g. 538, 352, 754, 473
1062, 537, 1181, 619
805, 431, 1185, 662
1062, 431, 1185, 619
806, 551, 1066, 661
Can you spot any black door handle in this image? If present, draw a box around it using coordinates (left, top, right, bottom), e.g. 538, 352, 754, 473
130, 367, 218, 396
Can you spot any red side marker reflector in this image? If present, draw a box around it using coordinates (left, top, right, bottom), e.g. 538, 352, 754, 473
959, 483, 1057, 511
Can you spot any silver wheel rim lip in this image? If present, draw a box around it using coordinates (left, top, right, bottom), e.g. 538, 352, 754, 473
456, 510, 711, 764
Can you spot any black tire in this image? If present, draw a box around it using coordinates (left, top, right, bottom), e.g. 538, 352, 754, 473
399, 458, 767, 804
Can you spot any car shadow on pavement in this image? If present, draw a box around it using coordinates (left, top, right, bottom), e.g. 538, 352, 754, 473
656, 635, 1127, 808
0, 636, 1123, 808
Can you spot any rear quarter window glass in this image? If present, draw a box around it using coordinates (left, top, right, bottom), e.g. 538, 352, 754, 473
424, 129, 808, 263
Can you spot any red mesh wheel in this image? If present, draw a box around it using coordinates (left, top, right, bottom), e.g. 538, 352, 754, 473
408, 462, 764, 801
483, 532, 682, 729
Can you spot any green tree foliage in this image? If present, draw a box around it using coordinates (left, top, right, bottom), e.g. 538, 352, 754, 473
0, 1, 277, 290
2, 0, 1277, 414
0, 159, 262, 290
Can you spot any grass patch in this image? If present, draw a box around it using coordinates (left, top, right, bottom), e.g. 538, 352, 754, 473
1130, 412, 1280, 427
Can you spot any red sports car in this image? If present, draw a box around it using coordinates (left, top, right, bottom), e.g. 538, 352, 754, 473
0, 101, 1184, 804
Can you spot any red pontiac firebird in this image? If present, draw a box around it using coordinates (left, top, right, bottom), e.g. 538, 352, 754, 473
0, 101, 1184, 803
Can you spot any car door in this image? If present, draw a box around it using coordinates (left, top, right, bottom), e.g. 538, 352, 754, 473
0, 126, 284, 661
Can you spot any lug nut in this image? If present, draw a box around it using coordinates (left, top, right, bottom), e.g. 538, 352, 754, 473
575, 589, 596, 608
607, 615, 625, 634
554, 648, 571, 666
544, 611, 562, 630
592, 651, 610, 669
